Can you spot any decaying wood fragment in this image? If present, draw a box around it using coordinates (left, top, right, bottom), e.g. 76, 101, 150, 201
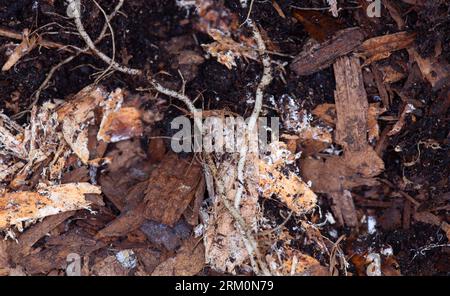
0, 113, 27, 160
7, 211, 76, 262
387, 103, 415, 136
301, 56, 384, 226
313, 103, 386, 145
0, 183, 100, 230
291, 27, 364, 76
266, 248, 329, 276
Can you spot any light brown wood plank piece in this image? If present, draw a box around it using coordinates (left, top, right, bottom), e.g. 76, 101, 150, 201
301, 56, 384, 227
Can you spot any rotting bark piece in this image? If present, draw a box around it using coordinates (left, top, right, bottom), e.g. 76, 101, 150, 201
95, 181, 148, 239
19, 240, 104, 275
143, 153, 202, 226
0, 183, 99, 230
183, 176, 206, 226
290, 27, 364, 76
95, 202, 146, 239
330, 190, 358, 227
135, 248, 164, 274
312, 102, 386, 145
387, 103, 415, 136
333, 56, 370, 151
0, 240, 10, 276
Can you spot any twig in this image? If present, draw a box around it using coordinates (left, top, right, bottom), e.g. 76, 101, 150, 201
257, 210, 293, 236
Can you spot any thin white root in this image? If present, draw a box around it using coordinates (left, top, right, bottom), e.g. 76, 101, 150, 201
234, 19, 273, 210
92, 0, 116, 83
30, 0, 126, 109
67, 0, 141, 75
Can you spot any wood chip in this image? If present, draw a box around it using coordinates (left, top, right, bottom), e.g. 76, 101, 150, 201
8, 211, 75, 261
143, 153, 202, 226
259, 142, 317, 214
408, 47, 450, 90
58, 86, 108, 164
291, 27, 364, 76
0, 183, 99, 230
97, 89, 143, 143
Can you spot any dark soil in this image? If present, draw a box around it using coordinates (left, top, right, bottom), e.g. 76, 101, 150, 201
0, 0, 448, 276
